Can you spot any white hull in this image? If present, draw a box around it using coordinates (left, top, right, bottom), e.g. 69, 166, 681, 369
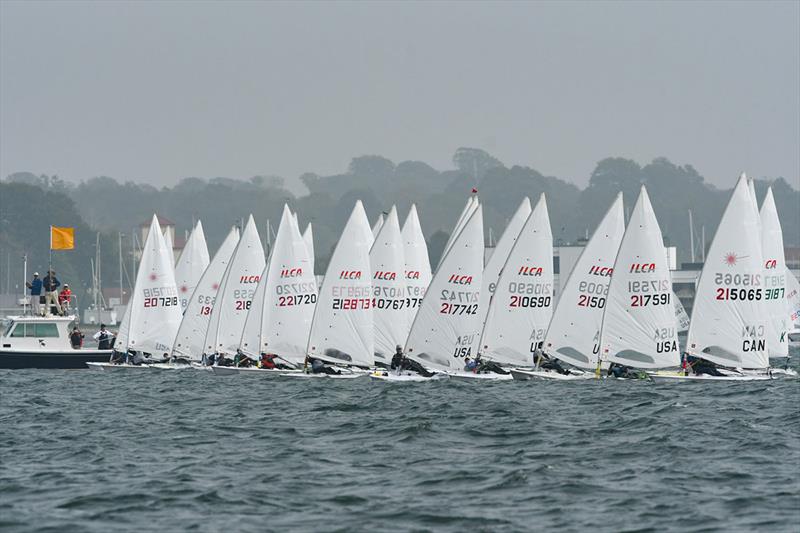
510, 368, 594, 381
370, 370, 448, 382
86, 362, 154, 372
649, 370, 773, 382
282, 371, 365, 379
447, 371, 513, 381
210, 366, 300, 376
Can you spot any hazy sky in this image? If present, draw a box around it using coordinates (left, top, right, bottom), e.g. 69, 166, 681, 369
1, 1, 798, 192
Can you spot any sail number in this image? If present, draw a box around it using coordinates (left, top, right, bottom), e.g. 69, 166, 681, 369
143, 296, 178, 308
630, 293, 670, 307
278, 294, 317, 306
440, 303, 478, 315
714, 273, 761, 286
715, 288, 763, 301
577, 295, 605, 308
509, 295, 551, 308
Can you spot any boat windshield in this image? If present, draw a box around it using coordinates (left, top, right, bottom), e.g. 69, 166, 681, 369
6, 322, 60, 338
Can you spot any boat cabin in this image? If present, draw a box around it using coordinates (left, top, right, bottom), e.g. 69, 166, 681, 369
1, 315, 92, 351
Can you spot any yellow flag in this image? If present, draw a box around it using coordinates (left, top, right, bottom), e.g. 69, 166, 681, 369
51, 226, 75, 250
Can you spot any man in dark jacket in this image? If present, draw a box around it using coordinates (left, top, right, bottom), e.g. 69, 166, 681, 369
25, 272, 43, 315
42, 270, 61, 316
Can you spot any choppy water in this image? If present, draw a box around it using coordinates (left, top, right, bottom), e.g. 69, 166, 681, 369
2, 356, 799, 532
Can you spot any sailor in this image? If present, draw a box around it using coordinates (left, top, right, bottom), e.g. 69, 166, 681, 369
538, 352, 570, 376
686, 354, 724, 377
464, 357, 478, 372
310, 358, 341, 375
42, 270, 61, 316
607, 362, 641, 379
476, 353, 510, 375
25, 272, 43, 316
93, 324, 113, 350
70, 326, 84, 349
216, 353, 231, 367
58, 284, 72, 315
260, 352, 277, 369
390, 345, 404, 370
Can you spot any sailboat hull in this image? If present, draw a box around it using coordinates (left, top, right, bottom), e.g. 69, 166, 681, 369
370, 370, 448, 382
648, 370, 773, 382
510, 368, 594, 381
0, 350, 112, 369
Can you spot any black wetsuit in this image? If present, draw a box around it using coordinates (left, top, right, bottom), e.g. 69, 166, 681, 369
401, 357, 435, 378
390, 351, 404, 370
477, 360, 509, 374
691, 358, 724, 377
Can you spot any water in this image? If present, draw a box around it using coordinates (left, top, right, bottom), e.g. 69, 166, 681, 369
2, 359, 799, 532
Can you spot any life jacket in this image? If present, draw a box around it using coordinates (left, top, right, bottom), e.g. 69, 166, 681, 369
261, 354, 277, 369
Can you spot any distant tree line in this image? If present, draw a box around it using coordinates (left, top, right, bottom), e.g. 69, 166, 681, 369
1, 148, 797, 301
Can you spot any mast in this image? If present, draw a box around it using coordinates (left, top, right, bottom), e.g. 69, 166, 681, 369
688, 209, 695, 263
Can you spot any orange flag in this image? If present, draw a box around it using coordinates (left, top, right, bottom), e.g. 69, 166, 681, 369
50, 226, 75, 250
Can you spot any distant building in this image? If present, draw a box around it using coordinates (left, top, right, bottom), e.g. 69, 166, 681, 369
136, 214, 185, 261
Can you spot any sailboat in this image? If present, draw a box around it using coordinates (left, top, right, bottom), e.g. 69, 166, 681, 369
216, 206, 319, 375
440, 194, 478, 265
174, 220, 211, 311
88, 215, 182, 370
202, 215, 265, 361
401, 204, 432, 325
369, 206, 409, 365
516, 193, 625, 380
657, 174, 772, 380
787, 270, 800, 345
375, 203, 483, 380
303, 223, 315, 276
473, 197, 531, 355
170, 226, 239, 361
303, 201, 374, 375
759, 187, 789, 361
598, 186, 681, 377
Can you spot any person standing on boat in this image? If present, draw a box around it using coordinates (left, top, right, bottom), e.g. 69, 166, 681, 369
58, 284, 72, 315
26, 273, 43, 316
70, 326, 84, 349
42, 270, 61, 316
93, 324, 113, 350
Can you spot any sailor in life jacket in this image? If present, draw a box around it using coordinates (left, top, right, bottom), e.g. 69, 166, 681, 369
93, 324, 113, 350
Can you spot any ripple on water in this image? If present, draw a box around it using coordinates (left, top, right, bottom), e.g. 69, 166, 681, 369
1, 357, 799, 533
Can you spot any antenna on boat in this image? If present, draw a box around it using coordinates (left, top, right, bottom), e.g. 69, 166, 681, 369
688, 209, 695, 263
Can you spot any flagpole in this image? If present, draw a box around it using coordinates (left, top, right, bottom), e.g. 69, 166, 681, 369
49, 225, 53, 278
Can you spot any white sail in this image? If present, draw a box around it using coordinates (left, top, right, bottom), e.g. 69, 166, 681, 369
474, 197, 531, 353
203, 215, 265, 356
401, 204, 432, 324
599, 186, 679, 369
787, 269, 800, 334
759, 187, 788, 357
303, 223, 315, 275
544, 193, 625, 369
118, 215, 182, 356
306, 201, 374, 367
441, 195, 478, 263
174, 221, 211, 311
405, 205, 484, 372
674, 294, 691, 333
163, 228, 176, 268
240, 205, 317, 365
479, 194, 552, 367
747, 178, 760, 225
369, 206, 408, 363
171, 226, 239, 359
686, 174, 768, 369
